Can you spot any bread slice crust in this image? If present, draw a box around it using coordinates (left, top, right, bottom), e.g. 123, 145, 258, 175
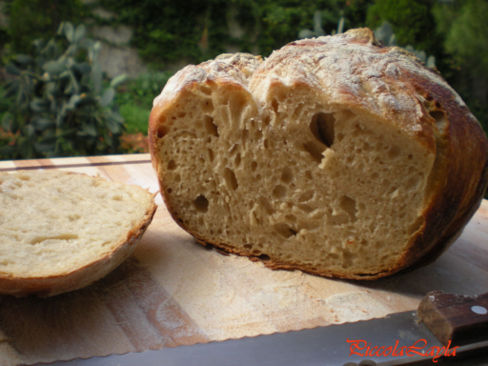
149, 28, 488, 279
0, 171, 157, 296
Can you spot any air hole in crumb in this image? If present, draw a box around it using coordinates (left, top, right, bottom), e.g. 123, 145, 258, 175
68, 214, 81, 222
298, 203, 313, 212
244, 243, 253, 249
241, 129, 249, 141
281, 167, 293, 183
299, 190, 314, 202
235, 153, 241, 166
224, 168, 238, 190
302, 141, 323, 163
254, 129, 263, 140
200, 86, 212, 95
157, 126, 167, 138
258, 254, 270, 260
272, 185, 286, 198
259, 196, 274, 214
310, 112, 335, 147
339, 195, 357, 221
388, 145, 401, 159
274, 223, 297, 238
204, 116, 219, 137
167, 188, 173, 194
194, 195, 209, 212
251, 161, 258, 171
271, 99, 279, 113
208, 149, 214, 161
285, 214, 296, 222
202, 99, 213, 112
167, 160, 176, 170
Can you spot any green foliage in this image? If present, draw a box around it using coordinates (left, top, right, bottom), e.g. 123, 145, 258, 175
436, 0, 488, 74
0, 22, 126, 159
98, 0, 368, 68
117, 72, 172, 111
98, 0, 210, 66
4, 0, 88, 55
257, 0, 368, 55
119, 104, 149, 135
116, 71, 172, 134
433, 0, 488, 134
366, 0, 439, 53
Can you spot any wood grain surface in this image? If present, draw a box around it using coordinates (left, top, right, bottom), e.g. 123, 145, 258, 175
0, 154, 487, 365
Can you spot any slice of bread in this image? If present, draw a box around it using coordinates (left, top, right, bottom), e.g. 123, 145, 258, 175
0, 170, 156, 296
148, 28, 488, 279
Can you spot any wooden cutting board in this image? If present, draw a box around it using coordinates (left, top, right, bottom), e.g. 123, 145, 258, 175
0, 154, 487, 365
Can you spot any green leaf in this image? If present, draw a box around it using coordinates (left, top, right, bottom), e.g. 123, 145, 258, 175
1, 113, 13, 131
43, 60, 65, 75
25, 124, 35, 137
426, 55, 436, 69
73, 62, 91, 75
14, 54, 33, 65
30, 98, 48, 112
34, 141, 56, 155
0, 145, 15, 159
63, 22, 75, 42
32, 117, 55, 130
73, 24, 86, 43
77, 124, 97, 137
66, 94, 82, 109
110, 74, 128, 89
106, 117, 122, 134
5, 63, 20, 76
56, 111, 65, 128
64, 71, 80, 95
101, 88, 115, 107
90, 63, 102, 94
89, 41, 101, 63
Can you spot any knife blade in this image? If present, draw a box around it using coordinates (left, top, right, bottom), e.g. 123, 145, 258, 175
43, 291, 488, 366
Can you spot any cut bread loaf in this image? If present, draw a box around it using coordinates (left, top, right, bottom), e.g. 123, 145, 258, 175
149, 28, 488, 279
0, 170, 156, 296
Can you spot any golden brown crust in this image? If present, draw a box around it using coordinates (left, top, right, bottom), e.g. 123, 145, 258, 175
0, 187, 157, 297
149, 28, 488, 280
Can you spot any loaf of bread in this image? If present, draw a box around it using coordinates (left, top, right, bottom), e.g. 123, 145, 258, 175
0, 170, 156, 296
148, 28, 488, 279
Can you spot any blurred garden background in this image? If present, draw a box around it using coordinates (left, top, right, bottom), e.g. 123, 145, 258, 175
0, 0, 487, 159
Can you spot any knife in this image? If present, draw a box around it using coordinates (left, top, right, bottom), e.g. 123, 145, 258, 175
43, 291, 488, 366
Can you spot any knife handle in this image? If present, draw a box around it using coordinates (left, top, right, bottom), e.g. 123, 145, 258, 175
417, 290, 488, 346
